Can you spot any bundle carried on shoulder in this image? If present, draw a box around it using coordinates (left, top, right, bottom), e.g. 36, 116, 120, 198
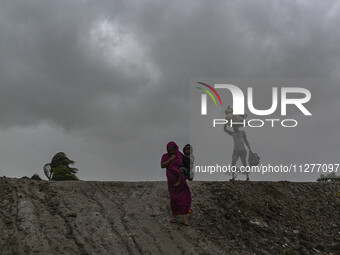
224, 106, 247, 127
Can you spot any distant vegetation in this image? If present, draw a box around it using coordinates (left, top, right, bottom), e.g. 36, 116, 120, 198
31, 174, 42, 180
44, 152, 79, 181
317, 172, 340, 182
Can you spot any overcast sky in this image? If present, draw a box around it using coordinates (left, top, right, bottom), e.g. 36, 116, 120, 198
1, 0, 339, 181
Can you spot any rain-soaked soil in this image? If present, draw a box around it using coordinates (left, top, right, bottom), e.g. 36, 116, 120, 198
0, 177, 339, 255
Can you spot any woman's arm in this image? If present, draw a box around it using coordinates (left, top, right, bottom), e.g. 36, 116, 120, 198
224, 124, 234, 136
161, 154, 176, 168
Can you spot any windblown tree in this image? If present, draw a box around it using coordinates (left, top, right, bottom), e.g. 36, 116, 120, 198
43, 152, 79, 181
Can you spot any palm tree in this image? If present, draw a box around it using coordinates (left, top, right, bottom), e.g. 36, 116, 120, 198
43, 152, 79, 181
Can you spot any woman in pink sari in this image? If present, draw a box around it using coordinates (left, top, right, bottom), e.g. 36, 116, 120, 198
161, 141, 192, 226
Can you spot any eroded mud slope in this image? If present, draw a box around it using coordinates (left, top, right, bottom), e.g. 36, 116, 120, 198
0, 178, 339, 255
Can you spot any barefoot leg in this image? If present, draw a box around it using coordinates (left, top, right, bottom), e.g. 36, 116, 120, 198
170, 215, 177, 223
183, 215, 189, 226
240, 155, 249, 181
230, 154, 239, 181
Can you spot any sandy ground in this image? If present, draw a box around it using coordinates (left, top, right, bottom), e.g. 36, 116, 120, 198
0, 177, 339, 255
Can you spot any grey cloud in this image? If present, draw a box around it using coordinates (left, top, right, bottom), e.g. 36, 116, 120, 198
0, 0, 339, 180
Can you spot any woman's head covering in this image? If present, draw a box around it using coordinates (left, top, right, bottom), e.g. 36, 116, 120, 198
166, 141, 183, 166
183, 144, 193, 154
167, 141, 178, 153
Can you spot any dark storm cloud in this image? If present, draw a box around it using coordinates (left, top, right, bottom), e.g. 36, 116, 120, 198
0, 0, 339, 180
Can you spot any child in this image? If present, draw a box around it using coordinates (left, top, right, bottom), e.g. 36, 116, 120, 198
224, 124, 251, 181
181, 144, 195, 181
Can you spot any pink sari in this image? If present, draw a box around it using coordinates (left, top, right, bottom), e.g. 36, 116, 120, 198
161, 141, 191, 215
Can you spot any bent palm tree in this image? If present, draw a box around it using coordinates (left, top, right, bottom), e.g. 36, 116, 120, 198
43, 152, 79, 181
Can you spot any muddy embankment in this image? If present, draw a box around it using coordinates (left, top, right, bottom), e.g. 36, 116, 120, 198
0, 177, 339, 255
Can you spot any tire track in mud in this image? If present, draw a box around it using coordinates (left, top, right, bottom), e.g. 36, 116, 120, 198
101, 183, 170, 254
8, 183, 24, 254
142, 186, 211, 254
80, 182, 139, 255
0, 180, 16, 254
96, 182, 145, 254
139, 226, 163, 254
41, 182, 90, 255
129, 184, 225, 255
102, 182, 207, 255
57, 204, 90, 255
100, 183, 149, 254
